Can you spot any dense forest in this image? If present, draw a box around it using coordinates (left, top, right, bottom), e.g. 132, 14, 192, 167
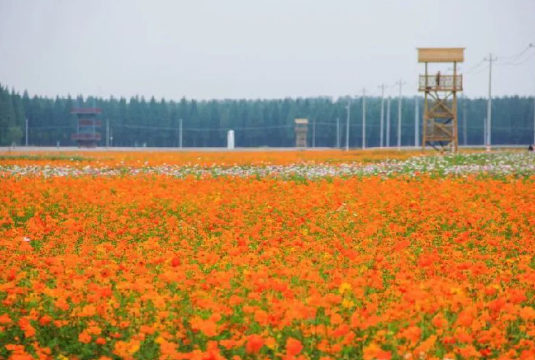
1, 83, 534, 148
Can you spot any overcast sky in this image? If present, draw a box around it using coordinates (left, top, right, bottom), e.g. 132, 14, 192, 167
0, 0, 534, 100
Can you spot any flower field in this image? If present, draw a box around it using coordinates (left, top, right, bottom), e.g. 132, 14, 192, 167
1, 150, 535, 360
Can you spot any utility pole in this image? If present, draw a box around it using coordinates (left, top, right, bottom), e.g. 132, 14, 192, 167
345, 98, 351, 151
484, 53, 497, 152
414, 96, 419, 148
336, 118, 340, 148
362, 88, 366, 149
106, 119, 110, 148
179, 118, 183, 149
25, 118, 28, 147
396, 80, 406, 150
379, 84, 386, 147
463, 97, 468, 146
386, 97, 391, 147
312, 120, 316, 148
483, 117, 487, 146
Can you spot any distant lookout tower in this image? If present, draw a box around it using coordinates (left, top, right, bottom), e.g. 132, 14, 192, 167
295, 119, 309, 148
71, 107, 102, 148
418, 48, 464, 152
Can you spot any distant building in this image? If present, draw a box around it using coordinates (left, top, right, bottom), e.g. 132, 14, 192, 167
295, 119, 308, 148
71, 108, 102, 147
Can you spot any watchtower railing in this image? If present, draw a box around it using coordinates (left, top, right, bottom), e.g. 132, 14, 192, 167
419, 75, 463, 91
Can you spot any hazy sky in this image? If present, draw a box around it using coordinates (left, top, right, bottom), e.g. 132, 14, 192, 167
0, 0, 534, 100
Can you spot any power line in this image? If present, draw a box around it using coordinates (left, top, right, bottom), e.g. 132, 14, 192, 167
497, 51, 535, 67
496, 45, 532, 61
465, 65, 490, 76
232, 125, 294, 131
29, 125, 72, 130
120, 124, 294, 132
315, 122, 338, 126
464, 59, 486, 74
123, 124, 175, 131
464, 44, 534, 76
30, 122, 341, 133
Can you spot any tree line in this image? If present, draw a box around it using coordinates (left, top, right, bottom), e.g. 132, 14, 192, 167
1, 83, 534, 148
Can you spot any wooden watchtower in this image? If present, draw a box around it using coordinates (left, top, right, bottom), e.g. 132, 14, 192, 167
71, 108, 102, 148
418, 48, 464, 152
295, 119, 308, 148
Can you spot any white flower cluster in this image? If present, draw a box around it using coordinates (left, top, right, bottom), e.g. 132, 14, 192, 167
1, 152, 535, 179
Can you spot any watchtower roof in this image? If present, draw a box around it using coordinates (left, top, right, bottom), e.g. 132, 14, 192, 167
417, 48, 465, 63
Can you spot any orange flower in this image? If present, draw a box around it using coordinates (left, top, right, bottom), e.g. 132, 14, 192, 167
285, 338, 303, 357
364, 343, 391, 360
78, 331, 92, 344
18, 318, 35, 338
520, 306, 535, 321
190, 317, 218, 337
0, 313, 12, 324
245, 334, 264, 354
113, 340, 140, 358
2, 152, 535, 359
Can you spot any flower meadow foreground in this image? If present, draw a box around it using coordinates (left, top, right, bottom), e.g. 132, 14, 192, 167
2, 151, 535, 360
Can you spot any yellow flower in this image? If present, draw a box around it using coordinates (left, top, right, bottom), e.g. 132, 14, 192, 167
339, 282, 352, 294
342, 299, 355, 308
